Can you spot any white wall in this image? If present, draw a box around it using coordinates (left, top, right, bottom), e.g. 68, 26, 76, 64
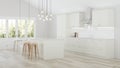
35, 20, 50, 38
0, 0, 37, 17
48, 20, 57, 38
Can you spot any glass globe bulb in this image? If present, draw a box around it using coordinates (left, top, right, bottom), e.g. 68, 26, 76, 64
38, 14, 40, 17
49, 18, 52, 21
45, 17, 48, 21
39, 18, 42, 20
42, 19, 46, 22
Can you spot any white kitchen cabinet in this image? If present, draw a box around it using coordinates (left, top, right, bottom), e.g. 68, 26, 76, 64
68, 12, 80, 27
66, 12, 85, 37
92, 8, 114, 27
56, 14, 67, 39
65, 38, 114, 59
39, 39, 64, 60
56, 12, 85, 38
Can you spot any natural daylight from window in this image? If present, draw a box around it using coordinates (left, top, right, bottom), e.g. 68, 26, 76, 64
0, 19, 34, 38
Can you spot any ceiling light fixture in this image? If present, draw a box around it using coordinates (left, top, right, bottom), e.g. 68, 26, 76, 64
38, 0, 54, 22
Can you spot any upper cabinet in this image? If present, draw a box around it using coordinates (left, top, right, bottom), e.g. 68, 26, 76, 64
56, 14, 67, 39
68, 12, 80, 27
92, 8, 114, 27
67, 12, 85, 28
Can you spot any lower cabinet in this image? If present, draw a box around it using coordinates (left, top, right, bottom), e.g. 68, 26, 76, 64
65, 38, 114, 59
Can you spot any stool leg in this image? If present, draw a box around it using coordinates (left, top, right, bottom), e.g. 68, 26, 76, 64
34, 45, 37, 58
34, 44, 39, 59
28, 45, 31, 59
22, 44, 28, 57
30, 45, 33, 60
36, 44, 39, 59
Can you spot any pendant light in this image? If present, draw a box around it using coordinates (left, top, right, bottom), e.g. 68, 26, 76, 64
38, 0, 54, 22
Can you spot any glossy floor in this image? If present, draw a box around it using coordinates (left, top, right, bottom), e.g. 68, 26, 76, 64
0, 50, 120, 68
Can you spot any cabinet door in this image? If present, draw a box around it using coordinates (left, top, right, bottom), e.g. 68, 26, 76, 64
68, 13, 80, 27
92, 8, 114, 27
56, 14, 67, 39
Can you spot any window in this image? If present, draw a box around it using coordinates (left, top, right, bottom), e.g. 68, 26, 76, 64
18, 20, 26, 38
8, 19, 16, 38
27, 20, 34, 37
0, 19, 35, 38
0, 19, 6, 38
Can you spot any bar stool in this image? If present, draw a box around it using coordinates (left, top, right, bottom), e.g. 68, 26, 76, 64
14, 40, 23, 52
22, 41, 30, 57
22, 41, 39, 60
30, 42, 39, 59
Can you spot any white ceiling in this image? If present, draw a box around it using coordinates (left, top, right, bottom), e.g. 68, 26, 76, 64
24, 0, 120, 14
